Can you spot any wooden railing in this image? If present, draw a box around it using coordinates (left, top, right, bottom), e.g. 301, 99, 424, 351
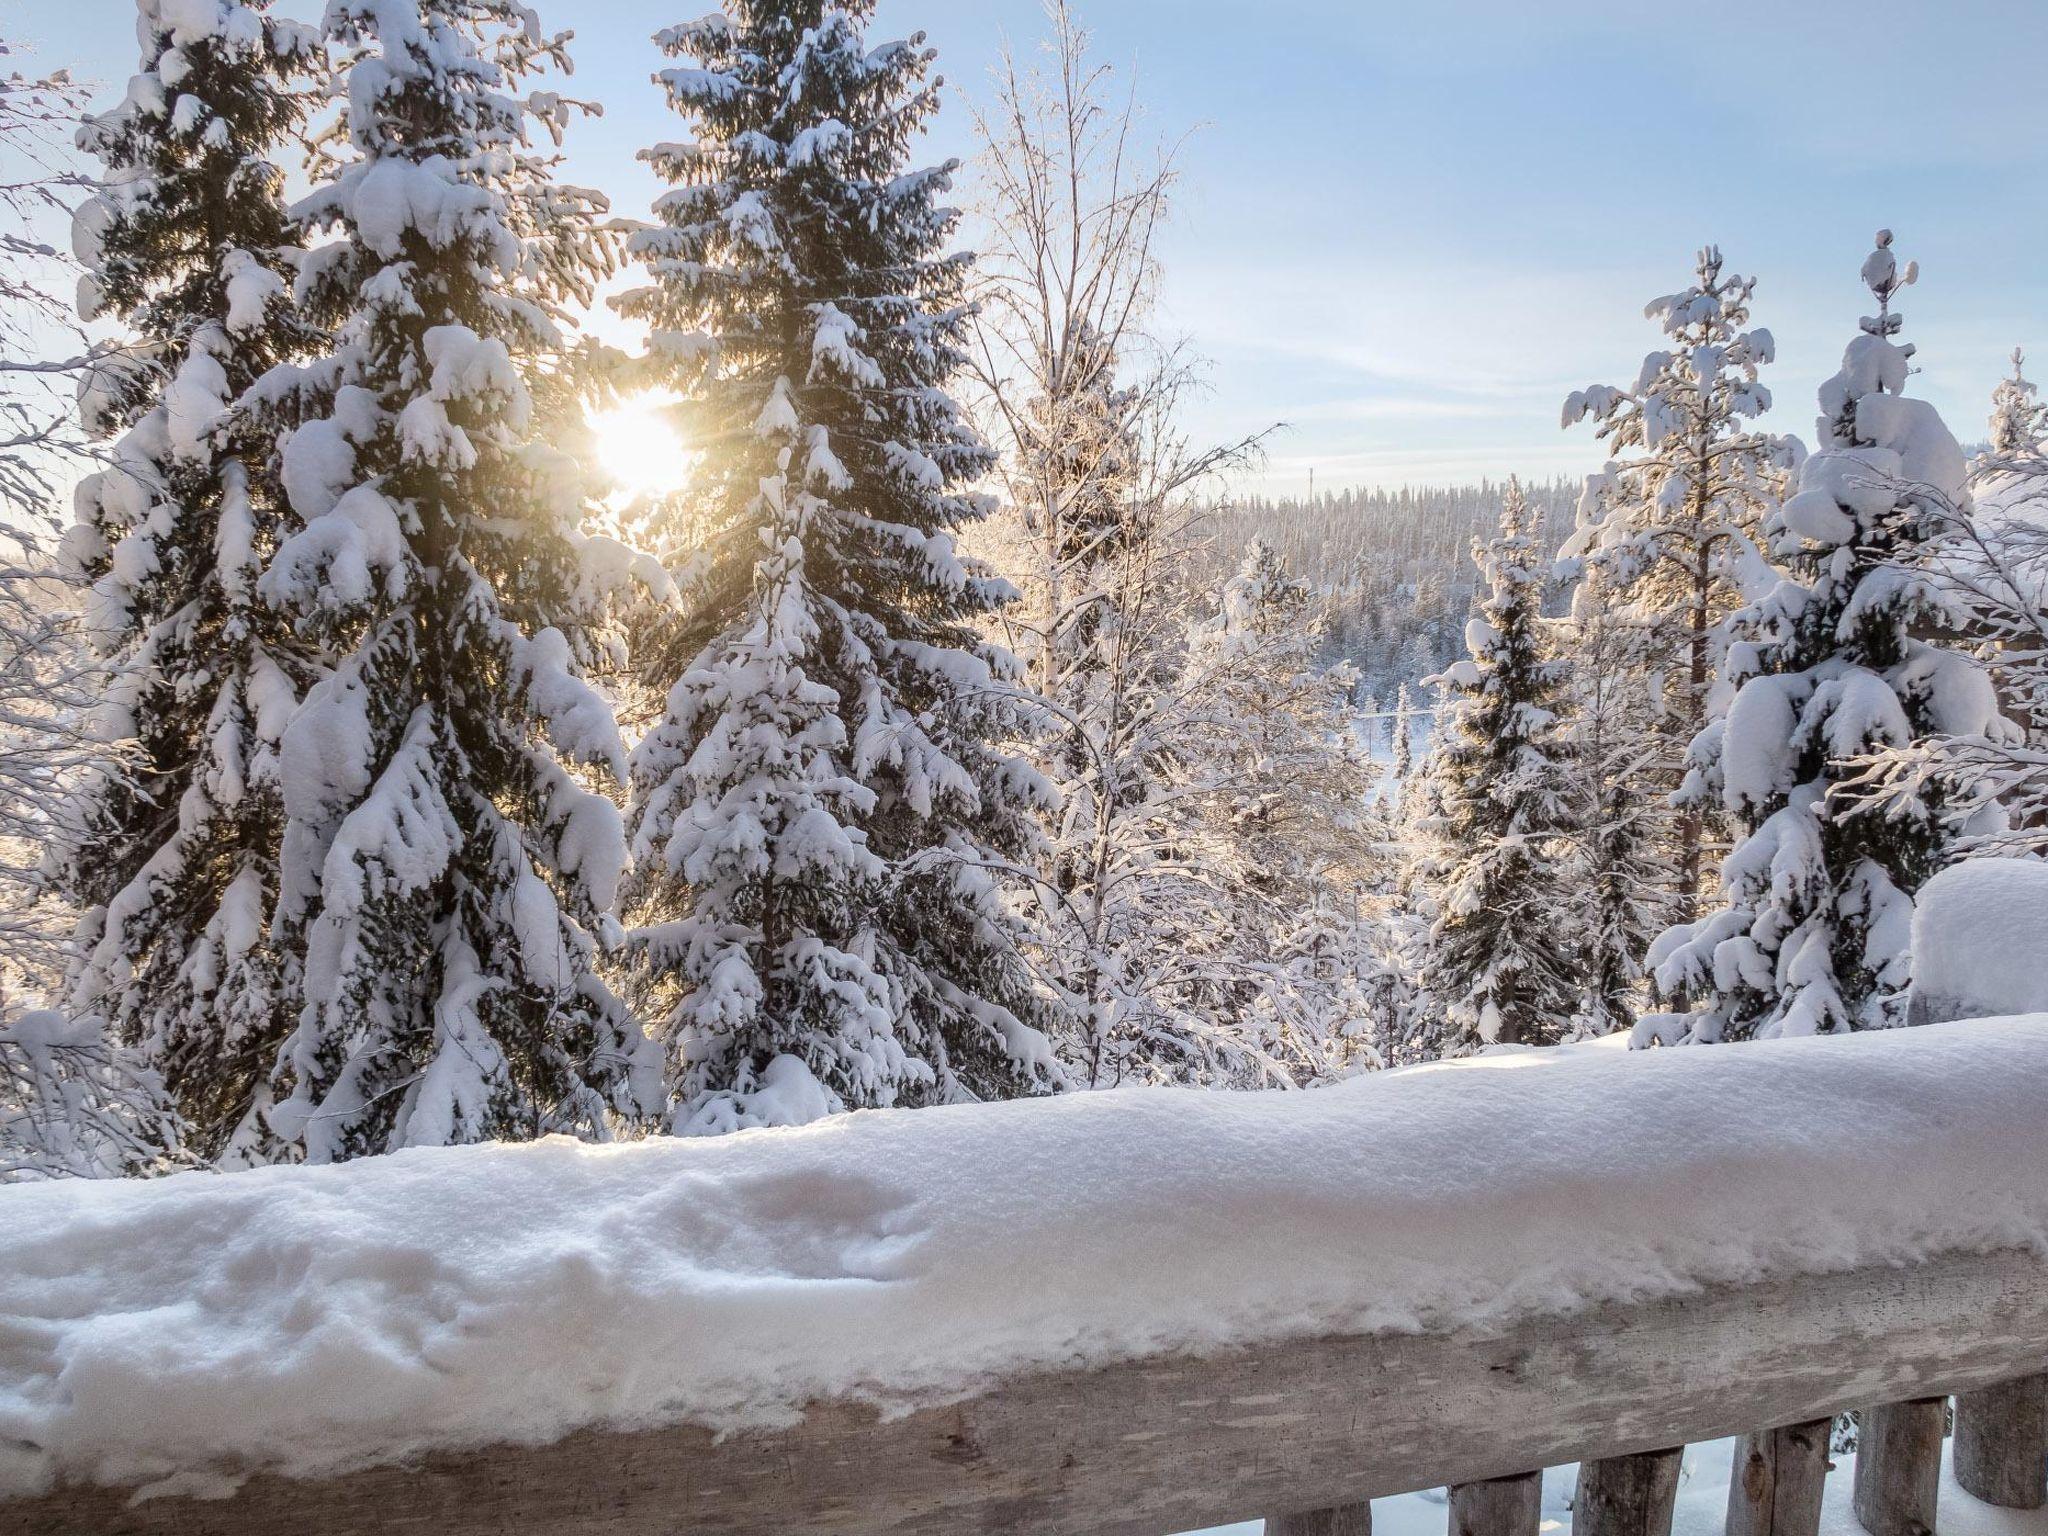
7, 1241, 2046, 1535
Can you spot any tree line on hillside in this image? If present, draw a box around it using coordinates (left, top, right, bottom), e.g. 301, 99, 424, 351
2, 0, 2044, 1179
1199, 479, 1582, 705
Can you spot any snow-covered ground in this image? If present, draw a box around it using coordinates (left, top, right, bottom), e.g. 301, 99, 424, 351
1190, 1439, 2048, 1536
7, 1017, 2048, 1499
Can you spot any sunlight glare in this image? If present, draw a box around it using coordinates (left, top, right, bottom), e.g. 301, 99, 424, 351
587, 392, 693, 501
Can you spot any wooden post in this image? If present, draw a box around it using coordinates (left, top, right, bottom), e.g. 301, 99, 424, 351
1954, 1374, 2048, 1509
1852, 1399, 1945, 1536
1574, 1447, 1682, 1536
1450, 1471, 1542, 1536
1726, 1419, 1832, 1536
1269, 1505, 1372, 1536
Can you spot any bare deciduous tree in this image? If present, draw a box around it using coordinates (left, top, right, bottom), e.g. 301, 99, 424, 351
0, 43, 112, 991
0, 35, 177, 1179
965, 5, 1387, 1088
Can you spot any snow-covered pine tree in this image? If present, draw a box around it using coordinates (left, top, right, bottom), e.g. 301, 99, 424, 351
1649, 233, 2010, 1042
1561, 247, 1794, 937
1416, 480, 1579, 1055
249, 0, 661, 1159
616, 2, 1061, 1131
1986, 348, 2046, 460
55, 0, 320, 1161
1401, 628, 1441, 692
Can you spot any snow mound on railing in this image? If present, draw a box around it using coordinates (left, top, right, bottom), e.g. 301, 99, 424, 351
1909, 859, 2048, 1024
7, 1019, 2048, 1499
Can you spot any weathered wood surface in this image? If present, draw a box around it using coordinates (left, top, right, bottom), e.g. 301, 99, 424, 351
9, 1247, 2048, 1536
1574, 1446, 1681, 1536
1269, 1503, 1372, 1536
1451, 1472, 1541, 1536
1852, 1398, 1945, 1536
1725, 1418, 1832, 1536
1954, 1372, 2048, 1508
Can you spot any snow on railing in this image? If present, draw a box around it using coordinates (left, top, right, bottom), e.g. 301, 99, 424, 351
5, 1018, 2048, 1535
1906, 859, 2048, 1026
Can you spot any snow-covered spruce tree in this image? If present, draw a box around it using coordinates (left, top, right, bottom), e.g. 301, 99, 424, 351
616, 2, 1062, 1130
1561, 247, 1794, 935
1380, 684, 1452, 1063
249, 0, 661, 1159
1390, 680, 1414, 786
1416, 481, 1579, 1055
1845, 358, 2048, 854
54, 0, 321, 1161
1559, 572, 1670, 1036
1265, 890, 1387, 1075
1649, 233, 2010, 1042
1183, 539, 1381, 1077
1986, 348, 2046, 460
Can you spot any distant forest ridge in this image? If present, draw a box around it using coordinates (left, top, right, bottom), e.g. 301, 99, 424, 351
1198, 478, 1584, 706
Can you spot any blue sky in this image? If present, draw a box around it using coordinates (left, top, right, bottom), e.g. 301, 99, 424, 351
27, 0, 2048, 492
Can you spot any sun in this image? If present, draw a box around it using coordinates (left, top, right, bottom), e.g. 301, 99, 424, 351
587, 392, 693, 501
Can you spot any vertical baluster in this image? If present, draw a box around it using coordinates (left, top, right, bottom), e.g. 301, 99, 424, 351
1727, 1419, 1831, 1536
1852, 1399, 1945, 1536
1449, 1470, 1542, 1536
1575, 1447, 1682, 1536
1268, 1505, 1372, 1536
1954, 1375, 2048, 1509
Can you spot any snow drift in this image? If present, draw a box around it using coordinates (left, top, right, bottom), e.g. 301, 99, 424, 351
7, 1019, 2048, 1500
